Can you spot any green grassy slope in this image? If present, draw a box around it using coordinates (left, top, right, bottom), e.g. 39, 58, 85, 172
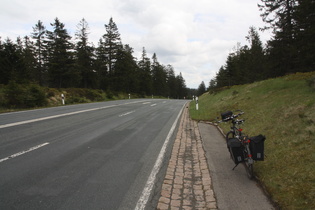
189, 72, 315, 209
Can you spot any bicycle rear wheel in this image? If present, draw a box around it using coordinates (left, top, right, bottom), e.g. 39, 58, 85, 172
244, 161, 254, 179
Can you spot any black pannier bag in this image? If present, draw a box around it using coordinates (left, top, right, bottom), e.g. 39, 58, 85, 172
221, 111, 233, 122
249, 135, 266, 161
227, 138, 245, 164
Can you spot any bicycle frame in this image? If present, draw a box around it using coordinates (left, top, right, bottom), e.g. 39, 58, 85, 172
241, 136, 254, 178
230, 119, 244, 138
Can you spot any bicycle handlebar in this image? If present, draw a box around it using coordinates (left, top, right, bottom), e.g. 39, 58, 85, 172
215, 110, 244, 123
224, 110, 244, 121
234, 110, 244, 116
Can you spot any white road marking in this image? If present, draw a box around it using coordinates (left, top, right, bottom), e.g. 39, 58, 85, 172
119, 110, 135, 117
0, 100, 150, 129
0, 105, 117, 129
150, 104, 157, 107
134, 103, 186, 210
0, 142, 50, 163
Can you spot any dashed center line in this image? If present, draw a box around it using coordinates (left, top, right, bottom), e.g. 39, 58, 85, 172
119, 110, 135, 117
0, 100, 151, 129
0, 142, 50, 163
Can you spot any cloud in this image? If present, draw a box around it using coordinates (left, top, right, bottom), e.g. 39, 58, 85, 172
0, 0, 270, 88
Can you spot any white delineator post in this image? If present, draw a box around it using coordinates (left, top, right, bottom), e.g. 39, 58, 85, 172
196, 96, 199, 110
61, 94, 65, 105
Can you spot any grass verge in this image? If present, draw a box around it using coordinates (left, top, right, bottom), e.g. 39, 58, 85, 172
190, 72, 315, 210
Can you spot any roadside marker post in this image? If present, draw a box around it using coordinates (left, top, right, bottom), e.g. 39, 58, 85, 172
61, 94, 65, 105
196, 96, 199, 110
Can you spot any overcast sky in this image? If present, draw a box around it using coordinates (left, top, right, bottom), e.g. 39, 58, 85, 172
0, 0, 271, 89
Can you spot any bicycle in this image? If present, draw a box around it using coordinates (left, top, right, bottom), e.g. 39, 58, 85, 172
217, 110, 265, 179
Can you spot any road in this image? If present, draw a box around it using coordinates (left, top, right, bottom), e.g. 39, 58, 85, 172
0, 99, 187, 210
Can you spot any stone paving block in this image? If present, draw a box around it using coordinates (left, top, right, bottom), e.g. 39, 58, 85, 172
159, 196, 170, 204
172, 188, 181, 196
195, 201, 206, 208
162, 183, 172, 192
207, 201, 217, 209
182, 206, 193, 210
160, 190, 171, 198
170, 199, 181, 207
156, 202, 168, 210
173, 184, 182, 189
156, 105, 217, 209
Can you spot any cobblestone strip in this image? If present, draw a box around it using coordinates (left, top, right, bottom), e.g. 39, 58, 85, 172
157, 107, 217, 210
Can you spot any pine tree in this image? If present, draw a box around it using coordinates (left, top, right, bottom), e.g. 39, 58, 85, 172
46, 18, 77, 88
215, 66, 230, 88
166, 65, 177, 98
0, 38, 23, 84
0, 37, 5, 84
197, 81, 206, 96
103, 17, 122, 75
31, 20, 46, 85
294, 0, 315, 71
113, 44, 139, 93
208, 79, 217, 92
22, 36, 37, 83
245, 26, 266, 81
175, 73, 187, 99
75, 18, 95, 88
95, 38, 109, 90
151, 53, 168, 97
259, 0, 299, 74
138, 47, 152, 96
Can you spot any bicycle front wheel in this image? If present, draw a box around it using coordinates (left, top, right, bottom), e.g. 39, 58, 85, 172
226, 131, 235, 142
225, 131, 235, 151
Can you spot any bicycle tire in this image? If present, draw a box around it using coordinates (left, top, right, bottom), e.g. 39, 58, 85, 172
244, 161, 254, 179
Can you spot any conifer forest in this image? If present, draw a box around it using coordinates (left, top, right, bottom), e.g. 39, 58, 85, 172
209, 0, 315, 90
0, 17, 188, 101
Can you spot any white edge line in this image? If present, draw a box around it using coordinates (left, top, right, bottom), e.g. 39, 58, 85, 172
0, 142, 50, 163
134, 102, 187, 210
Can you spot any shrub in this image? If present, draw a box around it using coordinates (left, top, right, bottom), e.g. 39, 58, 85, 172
306, 76, 315, 91
67, 96, 90, 104
85, 89, 105, 101
3, 82, 47, 108
26, 84, 47, 107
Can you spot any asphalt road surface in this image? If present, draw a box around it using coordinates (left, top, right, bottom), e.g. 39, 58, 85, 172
0, 99, 187, 210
